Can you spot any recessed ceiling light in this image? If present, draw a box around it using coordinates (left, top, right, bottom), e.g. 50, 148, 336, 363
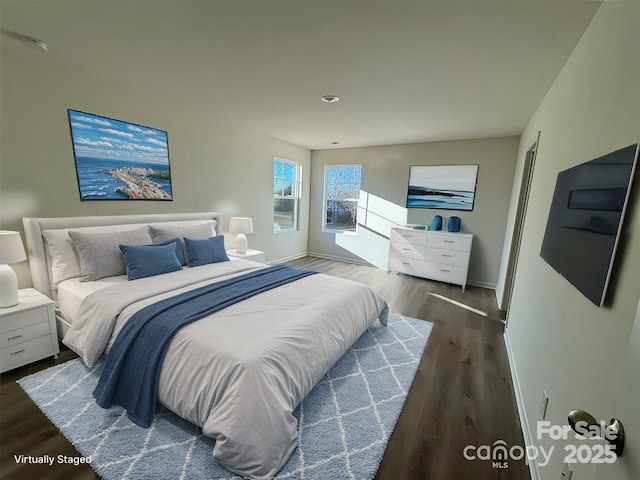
321, 95, 339, 103
322, 141, 341, 146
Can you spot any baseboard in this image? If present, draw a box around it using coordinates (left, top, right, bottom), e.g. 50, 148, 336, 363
269, 251, 309, 264
495, 287, 504, 311
503, 330, 541, 480
466, 279, 497, 290
306, 252, 382, 268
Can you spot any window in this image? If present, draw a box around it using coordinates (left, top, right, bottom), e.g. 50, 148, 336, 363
323, 164, 362, 233
273, 158, 301, 232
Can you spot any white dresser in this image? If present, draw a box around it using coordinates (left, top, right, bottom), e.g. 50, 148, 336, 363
388, 227, 473, 290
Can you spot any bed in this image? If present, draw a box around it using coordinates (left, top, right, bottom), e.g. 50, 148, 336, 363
23, 212, 389, 479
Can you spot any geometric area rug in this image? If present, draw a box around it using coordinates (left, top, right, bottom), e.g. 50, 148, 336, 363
18, 314, 433, 480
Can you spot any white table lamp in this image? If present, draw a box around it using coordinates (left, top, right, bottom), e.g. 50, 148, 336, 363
229, 217, 253, 254
0, 231, 27, 308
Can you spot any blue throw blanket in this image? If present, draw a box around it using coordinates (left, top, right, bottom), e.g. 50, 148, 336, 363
93, 264, 317, 427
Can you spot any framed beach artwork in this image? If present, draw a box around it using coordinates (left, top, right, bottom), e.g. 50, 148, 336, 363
406, 165, 478, 211
67, 109, 173, 201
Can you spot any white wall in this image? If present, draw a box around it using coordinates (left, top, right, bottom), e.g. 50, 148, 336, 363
504, 3, 640, 479
309, 137, 519, 288
0, 31, 311, 287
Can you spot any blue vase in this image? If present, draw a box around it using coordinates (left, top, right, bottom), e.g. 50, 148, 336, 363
448, 216, 461, 232
430, 215, 442, 231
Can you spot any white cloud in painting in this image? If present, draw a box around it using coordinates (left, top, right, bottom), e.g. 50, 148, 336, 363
70, 114, 168, 165
100, 136, 123, 144
72, 115, 112, 127
146, 137, 167, 147
99, 128, 135, 139
76, 138, 114, 147
128, 124, 161, 136
132, 144, 165, 153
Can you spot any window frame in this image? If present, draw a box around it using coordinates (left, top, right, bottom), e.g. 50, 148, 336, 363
322, 164, 363, 234
273, 157, 302, 233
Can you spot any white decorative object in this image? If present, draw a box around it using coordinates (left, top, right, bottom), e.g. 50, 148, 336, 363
0, 231, 27, 308
388, 227, 473, 291
229, 217, 253, 254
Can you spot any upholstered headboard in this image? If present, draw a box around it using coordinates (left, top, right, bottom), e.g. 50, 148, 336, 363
23, 212, 222, 300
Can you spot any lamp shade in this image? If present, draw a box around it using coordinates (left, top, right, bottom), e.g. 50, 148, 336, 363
229, 217, 253, 235
0, 231, 27, 265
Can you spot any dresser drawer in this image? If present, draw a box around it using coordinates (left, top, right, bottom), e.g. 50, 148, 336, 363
0, 335, 55, 373
424, 262, 468, 287
425, 247, 470, 268
427, 233, 472, 252
0, 322, 51, 349
0, 305, 51, 333
389, 255, 425, 277
390, 229, 427, 246
389, 241, 427, 260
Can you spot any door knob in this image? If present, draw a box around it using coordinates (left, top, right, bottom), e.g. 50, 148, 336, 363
567, 409, 625, 456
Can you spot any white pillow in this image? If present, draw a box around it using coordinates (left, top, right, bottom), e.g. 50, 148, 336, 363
42, 223, 151, 288
69, 227, 153, 281
147, 220, 217, 238
42, 229, 81, 289
148, 220, 217, 264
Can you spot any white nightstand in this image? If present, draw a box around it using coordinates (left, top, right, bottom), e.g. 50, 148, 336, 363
226, 249, 266, 263
0, 288, 59, 373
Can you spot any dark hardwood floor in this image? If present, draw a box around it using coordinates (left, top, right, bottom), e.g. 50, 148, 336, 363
0, 257, 530, 480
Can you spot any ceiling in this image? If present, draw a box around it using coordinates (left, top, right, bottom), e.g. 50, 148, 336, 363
1, 1, 601, 150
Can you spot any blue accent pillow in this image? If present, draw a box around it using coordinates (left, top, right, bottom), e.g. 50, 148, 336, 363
184, 236, 230, 267
119, 242, 183, 280
154, 238, 186, 265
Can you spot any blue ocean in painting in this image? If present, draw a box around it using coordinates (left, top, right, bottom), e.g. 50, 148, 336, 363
75, 157, 172, 200
407, 186, 475, 210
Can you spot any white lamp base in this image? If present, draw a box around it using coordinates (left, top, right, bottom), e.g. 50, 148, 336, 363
0, 264, 19, 308
234, 233, 248, 254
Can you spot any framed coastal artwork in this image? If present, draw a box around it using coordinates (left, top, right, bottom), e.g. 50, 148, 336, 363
406, 164, 478, 211
67, 109, 173, 201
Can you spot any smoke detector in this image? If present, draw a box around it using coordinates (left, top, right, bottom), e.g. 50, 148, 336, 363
1, 29, 48, 51
321, 95, 339, 103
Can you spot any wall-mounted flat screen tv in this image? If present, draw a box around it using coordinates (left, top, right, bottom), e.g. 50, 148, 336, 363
540, 143, 638, 307
68, 109, 173, 201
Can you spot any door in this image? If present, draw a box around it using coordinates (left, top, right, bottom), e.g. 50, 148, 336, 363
504, 132, 539, 325
594, 299, 640, 479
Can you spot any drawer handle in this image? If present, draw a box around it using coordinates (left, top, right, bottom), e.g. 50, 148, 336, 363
7, 335, 23, 341
440, 269, 450, 273
444, 240, 454, 244
402, 248, 412, 251
403, 235, 413, 238
402, 262, 411, 265
10, 349, 26, 355
442, 254, 452, 258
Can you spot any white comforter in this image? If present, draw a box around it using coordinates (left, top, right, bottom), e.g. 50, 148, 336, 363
63, 260, 389, 479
